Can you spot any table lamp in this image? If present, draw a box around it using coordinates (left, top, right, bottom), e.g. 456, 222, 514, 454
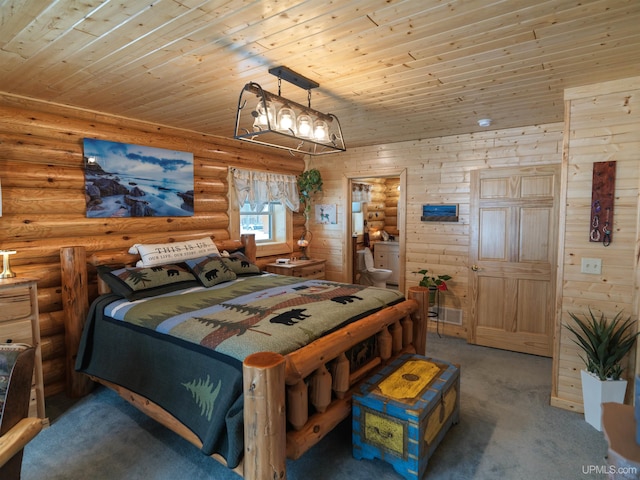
0, 250, 17, 278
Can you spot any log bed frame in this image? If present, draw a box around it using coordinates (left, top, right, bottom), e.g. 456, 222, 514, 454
59, 234, 428, 480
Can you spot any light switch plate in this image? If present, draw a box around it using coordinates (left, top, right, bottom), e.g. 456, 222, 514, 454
581, 258, 602, 275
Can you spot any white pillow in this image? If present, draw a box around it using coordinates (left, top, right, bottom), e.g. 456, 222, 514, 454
129, 237, 220, 267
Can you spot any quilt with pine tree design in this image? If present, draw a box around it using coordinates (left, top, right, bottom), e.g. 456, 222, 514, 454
76, 274, 404, 467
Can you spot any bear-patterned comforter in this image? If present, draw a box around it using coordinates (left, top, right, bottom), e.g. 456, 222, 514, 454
76, 273, 404, 467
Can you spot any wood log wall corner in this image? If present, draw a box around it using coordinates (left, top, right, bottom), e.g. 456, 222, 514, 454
0, 93, 303, 398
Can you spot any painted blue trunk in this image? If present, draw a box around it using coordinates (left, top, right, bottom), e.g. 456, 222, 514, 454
352, 354, 460, 480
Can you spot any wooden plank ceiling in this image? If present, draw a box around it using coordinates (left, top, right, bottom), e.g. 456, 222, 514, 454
1, 0, 639, 149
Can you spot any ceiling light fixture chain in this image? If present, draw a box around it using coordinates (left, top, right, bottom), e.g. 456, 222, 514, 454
233, 66, 345, 156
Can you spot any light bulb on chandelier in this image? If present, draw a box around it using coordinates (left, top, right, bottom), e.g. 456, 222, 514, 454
277, 106, 296, 133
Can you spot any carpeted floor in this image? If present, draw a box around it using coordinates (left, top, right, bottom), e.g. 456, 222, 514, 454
22, 335, 608, 480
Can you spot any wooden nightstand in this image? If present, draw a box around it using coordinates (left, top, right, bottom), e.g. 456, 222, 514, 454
0, 278, 47, 423
265, 259, 326, 280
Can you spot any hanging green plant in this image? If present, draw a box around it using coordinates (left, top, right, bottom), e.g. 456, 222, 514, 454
297, 168, 323, 220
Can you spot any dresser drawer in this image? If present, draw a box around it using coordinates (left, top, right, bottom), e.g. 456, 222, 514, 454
295, 264, 325, 279
0, 319, 33, 344
0, 285, 34, 322
28, 387, 39, 418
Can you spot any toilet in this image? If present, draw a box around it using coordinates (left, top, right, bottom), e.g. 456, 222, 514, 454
357, 247, 392, 288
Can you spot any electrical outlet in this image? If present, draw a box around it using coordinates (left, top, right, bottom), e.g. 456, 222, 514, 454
581, 258, 602, 275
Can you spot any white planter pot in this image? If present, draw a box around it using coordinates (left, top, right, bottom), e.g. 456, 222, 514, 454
580, 369, 628, 431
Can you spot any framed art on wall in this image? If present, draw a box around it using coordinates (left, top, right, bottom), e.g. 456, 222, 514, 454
315, 204, 337, 224
83, 138, 194, 218
421, 204, 459, 222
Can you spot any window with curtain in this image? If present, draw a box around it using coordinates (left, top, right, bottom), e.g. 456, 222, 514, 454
230, 168, 298, 255
239, 201, 284, 242
352, 183, 372, 203
231, 168, 299, 212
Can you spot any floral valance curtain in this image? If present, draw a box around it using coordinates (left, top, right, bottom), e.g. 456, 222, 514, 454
352, 183, 372, 203
231, 168, 300, 212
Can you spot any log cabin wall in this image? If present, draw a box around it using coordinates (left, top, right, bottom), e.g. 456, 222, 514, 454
344, 178, 399, 252
551, 76, 640, 412
0, 93, 303, 399
384, 178, 400, 237
363, 180, 386, 239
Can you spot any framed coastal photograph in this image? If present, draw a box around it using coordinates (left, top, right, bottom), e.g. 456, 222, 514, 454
83, 138, 194, 218
421, 204, 459, 222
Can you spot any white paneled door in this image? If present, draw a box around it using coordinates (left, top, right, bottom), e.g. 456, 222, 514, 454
469, 165, 560, 357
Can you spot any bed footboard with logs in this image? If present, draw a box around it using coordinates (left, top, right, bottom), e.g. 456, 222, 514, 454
59, 235, 426, 480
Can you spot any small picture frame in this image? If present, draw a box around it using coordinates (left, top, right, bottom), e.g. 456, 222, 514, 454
315, 204, 337, 224
421, 204, 459, 222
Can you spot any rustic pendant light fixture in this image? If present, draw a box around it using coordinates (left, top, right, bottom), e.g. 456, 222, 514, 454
234, 66, 346, 155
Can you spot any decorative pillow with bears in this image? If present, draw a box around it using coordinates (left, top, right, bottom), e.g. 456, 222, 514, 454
184, 256, 237, 287
220, 251, 262, 276
97, 264, 199, 300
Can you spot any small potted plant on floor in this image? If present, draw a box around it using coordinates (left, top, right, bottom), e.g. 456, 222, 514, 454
413, 269, 452, 306
565, 308, 639, 431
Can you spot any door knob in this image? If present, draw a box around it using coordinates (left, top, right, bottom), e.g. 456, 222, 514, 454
471, 265, 479, 271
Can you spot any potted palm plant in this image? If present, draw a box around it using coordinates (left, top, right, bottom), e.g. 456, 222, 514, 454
565, 308, 639, 431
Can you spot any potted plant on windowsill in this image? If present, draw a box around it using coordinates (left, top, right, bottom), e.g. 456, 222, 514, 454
413, 269, 452, 306
565, 308, 639, 431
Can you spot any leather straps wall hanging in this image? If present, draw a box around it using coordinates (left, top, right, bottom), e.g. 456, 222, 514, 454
589, 161, 616, 246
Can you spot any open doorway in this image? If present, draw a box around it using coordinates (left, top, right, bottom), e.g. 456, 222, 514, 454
344, 170, 407, 294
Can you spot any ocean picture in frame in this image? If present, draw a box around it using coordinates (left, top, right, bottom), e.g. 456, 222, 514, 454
421, 204, 459, 222
83, 138, 194, 218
